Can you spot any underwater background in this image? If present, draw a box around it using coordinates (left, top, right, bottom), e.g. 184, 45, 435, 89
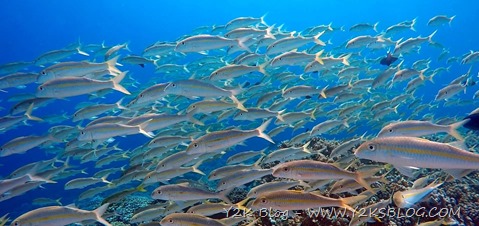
1, 0, 479, 225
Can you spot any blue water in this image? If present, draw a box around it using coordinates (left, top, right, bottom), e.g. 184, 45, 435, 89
0, 0, 478, 223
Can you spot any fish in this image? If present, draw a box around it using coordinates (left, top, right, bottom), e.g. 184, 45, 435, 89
0, 134, 58, 157
427, 15, 456, 26
37, 56, 122, 83
175, 34, 250, 53
10, 203, 111, 226
163, 79, 247, 111
272, 159, 374, 192
151, 183, 231, 203
0, 174, 55, 195
354, 136, 479, 177
377, 120, 467, 140
266, 33, 325, 55
186, 119, 274, 154
64, 176, 112, 190
36, 71, 131, 98
349, 22, 379, 32
380, 52, 398, 66
77, 121, 153, 141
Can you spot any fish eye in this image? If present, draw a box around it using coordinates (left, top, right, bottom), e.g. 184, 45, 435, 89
181, 42, 185, 45
161, 164, 165, 167
81, 131, 85, 135
139, 94, 144, 98
157, 190, 161, 194
171, 84, 176, 87
279, 57, 282, 61
14, 221, 19, 226
41, 71, 46, 75
368, 144, 376, 151
283, 167, 289, 172
169, 219, 173, 223
192, 105, 196, 108
340, 185, 343, 188
389, 129, 393, 133
239, 113, 243, 116
222, 182, 226, 185
261, 198, 267, 203
193, 143, 198, 148
39, 86, 44, 90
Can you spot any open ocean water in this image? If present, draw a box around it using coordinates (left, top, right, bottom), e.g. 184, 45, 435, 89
1, 1, 479, 225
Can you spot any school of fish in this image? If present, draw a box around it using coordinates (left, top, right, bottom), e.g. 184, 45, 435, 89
1, 14, 478, 226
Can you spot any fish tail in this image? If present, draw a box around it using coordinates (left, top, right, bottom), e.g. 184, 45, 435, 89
410, 17, 417, 31
218, 188, 234, 204
93, 203, 112, 226
106, 56, 122, 75
315, 50, 324, 65
236, 36, 252, 53
419, 68, 427, 80
355, 172, 376, 194
229, 94, 248, 112
191, 160, 205, 175
115, 98, 128, 110
319, 85, 328, 99
342, 54, 351, 66
313, 31, 326, 46
339, 202, 357, 214
448, 120, 468, 140
428, 30, 437, 43
373, 22, 379, 32
302, 141, 312, 154
101, 176, 112, 184
256, 119, 274, 144
265, 25, 276, 39
24, 103, 42, 121
186, 108, 204, 126
236, 197, 252, 212
276, 109, 286, 122
137, 119, 155, 138
258, 61, 269, 76
76, 47, 90, 57
110, 71, 131, 95
309, 108, 317, 120
449, 15, 456, 26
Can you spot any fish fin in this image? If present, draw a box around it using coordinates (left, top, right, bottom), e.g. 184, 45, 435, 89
341, 195, 368, 211
394, 165, 419, 178
24, 103, 43, 121
93, 203, 112, 226
256, 119, 274, 143
110, 71, 131, 95
373, 21, 379, 32
106, 56, 122, 75
448, 120, 468, 140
